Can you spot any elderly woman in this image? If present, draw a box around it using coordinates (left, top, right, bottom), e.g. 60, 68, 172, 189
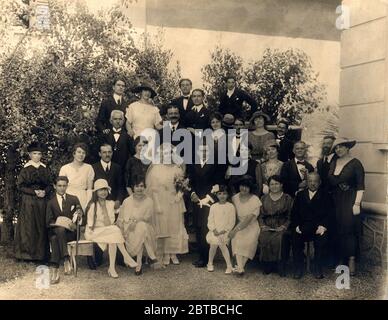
117, 176, 157, 276
328, 138, 365, 276
125, 82, 163, 138
125, 136, 150, 196
228, 175, 262, 276
257, 140, 284, 195
84, 179, 137, 278
15, 142, 52, 262
258, 175, 293, 277
248, 111, 275, 162
59, 142, 94, 210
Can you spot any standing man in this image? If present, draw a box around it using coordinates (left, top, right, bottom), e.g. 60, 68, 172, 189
170, 78, 194, 125
158, 105, 186, 147
96, 78, 128, 135
102, 110, 135, 172
185, 89, 211, 133
218, 75, 257, 122
188, 144, 222, 268
281, 141, 314, 197
275, 118, 295, 162
290, 172, 329, 279
316, 135, 336, 191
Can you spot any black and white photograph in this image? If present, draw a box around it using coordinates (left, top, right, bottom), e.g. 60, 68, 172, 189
0, 0, 387, 303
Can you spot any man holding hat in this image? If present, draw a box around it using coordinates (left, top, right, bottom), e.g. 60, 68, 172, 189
218, 75, 257, 123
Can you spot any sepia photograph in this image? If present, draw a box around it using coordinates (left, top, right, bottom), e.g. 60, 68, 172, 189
0, 0, 387, 304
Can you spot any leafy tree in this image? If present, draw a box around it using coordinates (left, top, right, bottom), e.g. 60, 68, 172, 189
0, 0, 180, 242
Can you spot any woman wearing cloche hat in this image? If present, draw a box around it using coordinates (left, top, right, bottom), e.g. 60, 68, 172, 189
248, 111, 275, 162
84, 179, 138, 278
327, 138, 365, 276
125, 80, 163, 138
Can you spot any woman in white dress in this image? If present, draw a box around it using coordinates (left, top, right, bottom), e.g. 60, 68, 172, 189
59, 143, 94, 211
84, 179, 137, 278
117, 176, 158, 276
146, 143, 188, 266
228, 175, 261, 276
125, 82, 163, 138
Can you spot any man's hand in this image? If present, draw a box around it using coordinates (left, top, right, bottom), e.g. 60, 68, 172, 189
316, 225, 327, 236
103, 129, 111, 134
35, 190, 45, 198
296, 226, 302, 234
353, 204, 361, 215
276, 225, 287, 232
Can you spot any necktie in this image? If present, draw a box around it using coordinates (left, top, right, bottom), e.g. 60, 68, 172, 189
117, 98, 121, 105
105, 164, 110, 173
324, 156, 329, 164
297, 161, 305, 165
61, 195, 66, 211
171, 125, 176, 133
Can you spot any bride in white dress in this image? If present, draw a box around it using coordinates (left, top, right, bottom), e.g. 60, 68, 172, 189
145, 143, 188, 266
59, 143, 94, 210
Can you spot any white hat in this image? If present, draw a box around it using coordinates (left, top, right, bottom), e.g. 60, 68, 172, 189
50, 216, 75, 231
93, 179, 111, 192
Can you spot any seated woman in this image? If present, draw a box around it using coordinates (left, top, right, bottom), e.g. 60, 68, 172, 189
84, 179, 137, 278
117, 176, 158, 276
258, 175, 293, 277
228, 175, 262, 276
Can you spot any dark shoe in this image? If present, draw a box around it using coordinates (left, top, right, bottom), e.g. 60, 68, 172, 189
195, 261, 207, 268
262, 262, 272, 275
278, 261, 287, 277
293, 266, 303, 279
87, 256, 97, 270
315, 273, 325, 279
135, 267, 143, 276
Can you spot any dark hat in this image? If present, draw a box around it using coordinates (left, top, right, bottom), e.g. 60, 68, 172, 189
250, 111, 271, 124
132, 81, 157, 98
222, 113, 235, 128
27, 142, 44, 153
332, 137, 356, 150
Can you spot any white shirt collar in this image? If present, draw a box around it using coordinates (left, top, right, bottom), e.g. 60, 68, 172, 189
101, 160, 111, 170
227, 88, 235, 97
169, 121, 179, 130
112, 127, 122, 133
113, 93, 122, 104
193, 104, 204, 112
308, 190, 317, 200
323, 154, 334, 162
24, 160, 46, 168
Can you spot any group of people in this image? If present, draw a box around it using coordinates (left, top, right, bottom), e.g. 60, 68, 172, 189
13, 75, 365, 285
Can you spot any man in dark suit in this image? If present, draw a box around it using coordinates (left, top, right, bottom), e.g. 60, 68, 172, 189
158, 105, 186, 147
275, 118, 295, 162
91, 143, 126, 267
185, 89, 211, 132
188, 144, 223, 268
316, 135, 337, 267
96, 78, 130, 134
280, 141, 314, 197
46, 176, 83, 284
290, 172, 330, 279
101, 110, 135, 172
170, 78, 194, 125
218, 75, 257, 122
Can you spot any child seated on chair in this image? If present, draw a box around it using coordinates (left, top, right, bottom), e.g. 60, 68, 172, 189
206, 185, 236, 274
46, 176, 83, 284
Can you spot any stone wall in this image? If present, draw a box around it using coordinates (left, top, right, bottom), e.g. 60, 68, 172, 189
340, 0, 388, 267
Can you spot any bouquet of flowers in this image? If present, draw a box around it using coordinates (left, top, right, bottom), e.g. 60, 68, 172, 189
174, 174, 191, 202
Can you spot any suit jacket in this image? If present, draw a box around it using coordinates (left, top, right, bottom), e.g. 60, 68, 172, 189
170, 96, 194, 125
188, 164, 222, 199
158, 122, 186, 147
290, 188, 330, 234
280, 159, 314, 197
316, 154, 337, 192
92, 161, 126, 203
102, 128, 135, 170
276, 134, 295, 162
96, 95, 128, 133
46, 193, 82, 228
218, 88, 257, 120
184, 106, 211, 131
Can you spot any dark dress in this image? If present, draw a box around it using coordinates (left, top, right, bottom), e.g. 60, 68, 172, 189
258, 193, 293, 262
15, 164, 52, 261
328, 158, 365, 258
125, 156, 150, 189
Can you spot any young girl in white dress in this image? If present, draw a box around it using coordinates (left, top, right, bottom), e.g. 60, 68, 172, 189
206, 185, 236, 274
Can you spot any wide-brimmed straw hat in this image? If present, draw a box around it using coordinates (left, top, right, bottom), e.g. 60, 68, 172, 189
93, 179, 111, 193
332, 137, 356, 151
132, 81, 157, 98
50, 216, 75, 231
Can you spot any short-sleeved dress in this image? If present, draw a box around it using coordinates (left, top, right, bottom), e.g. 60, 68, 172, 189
248, 131, 275, 161
258, 193, 293, 262
84, 200, 125, 251
206, 202, 236, 245
328, 158, 365, 257
231, 193, 262, 259
117, 195, 157, 257
126, 101, 162, 138
59, 163, 94, 211
15, 162, 52, 261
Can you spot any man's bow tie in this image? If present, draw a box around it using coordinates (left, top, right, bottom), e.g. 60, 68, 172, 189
113, 130, 121, 134
296, 161, 305, 165
183, 96, 189, 100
